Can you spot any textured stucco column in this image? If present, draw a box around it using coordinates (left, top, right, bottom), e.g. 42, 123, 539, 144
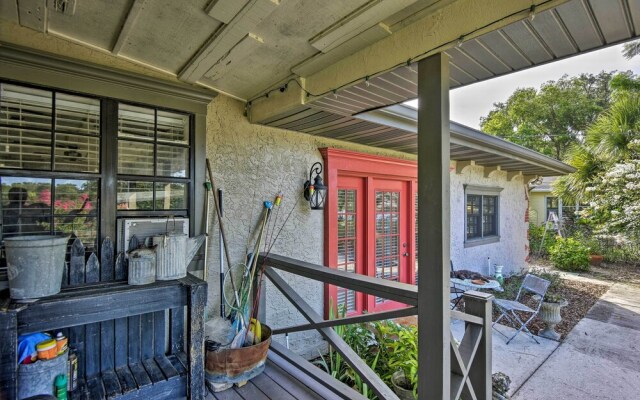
417, 53, 451, 400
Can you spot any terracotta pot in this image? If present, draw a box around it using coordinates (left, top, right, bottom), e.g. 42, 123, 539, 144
538, 300, 568, 340
590, 254, 604, 266
391, 371, 415, 400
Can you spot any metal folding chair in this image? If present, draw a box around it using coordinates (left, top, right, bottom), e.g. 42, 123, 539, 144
450, 260, 465, 310
492, 274, 550, 344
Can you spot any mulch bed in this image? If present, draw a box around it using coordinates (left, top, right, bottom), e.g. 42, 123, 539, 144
491, 277, 608, 340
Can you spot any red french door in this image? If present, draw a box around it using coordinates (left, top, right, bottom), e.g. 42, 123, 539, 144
366, 179, 410, 312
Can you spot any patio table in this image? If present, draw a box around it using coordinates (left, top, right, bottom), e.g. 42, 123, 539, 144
451, 278, 503, 292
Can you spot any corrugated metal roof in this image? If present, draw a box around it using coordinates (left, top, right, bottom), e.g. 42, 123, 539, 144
311, 0, 639, 116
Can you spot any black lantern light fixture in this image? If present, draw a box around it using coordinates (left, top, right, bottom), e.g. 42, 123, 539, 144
303, 162, 327, 210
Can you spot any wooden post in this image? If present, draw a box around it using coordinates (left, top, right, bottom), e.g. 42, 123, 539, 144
0, 309, 17, 400
417, 52, 451, 400
187, 278, 207, 399
464, 291, 494, 400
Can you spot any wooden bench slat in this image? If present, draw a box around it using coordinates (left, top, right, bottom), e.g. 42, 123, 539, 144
85, 323, 100, 377
167, 354, 187, 376
115, 318, 127, 367
251, 372, 298, 400
234, 380, 270, 400
86, 375, 106, 399
101, 237, 115, 281
142, 358, 166, 384
140, 313, 154, 360
102, 369, 122, 399
170, 306, 185, 353
101, 320, 115, 371
127, 315, 141, 364
155, 354, 179, 381
211, 388, 244, 400
154, 310, 165, 357
128, 362, 152, 389
115, 365, 137, 394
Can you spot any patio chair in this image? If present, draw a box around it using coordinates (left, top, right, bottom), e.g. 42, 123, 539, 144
450, 260, 465, 310
492, 274, 550, 344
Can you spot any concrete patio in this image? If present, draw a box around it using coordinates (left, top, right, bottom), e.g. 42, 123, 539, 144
512, 283, 640, 400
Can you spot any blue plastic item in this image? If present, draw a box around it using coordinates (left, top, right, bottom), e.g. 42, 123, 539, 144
18, 333, 51, 364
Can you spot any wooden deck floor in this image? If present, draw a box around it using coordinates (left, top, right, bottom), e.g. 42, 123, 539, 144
206, 351, 354, 400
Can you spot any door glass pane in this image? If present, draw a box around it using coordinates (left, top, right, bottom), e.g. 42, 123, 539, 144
157, 144, 188, 177
55, 133, 100, 173
118, 104, 154, 140
0, 84, 53, 170
414, 192, 418, 285
55, 93, 100, 136
375, 190, 400, 303
118, 140, 154, 175
53, 179, 98, 249
336, 188, 357, 313
155, 182, 187, 210
117, 181, 153, 210
157, 110, 189, 144
1, 177, 52, 237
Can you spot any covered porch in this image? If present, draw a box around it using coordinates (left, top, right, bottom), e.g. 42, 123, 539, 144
1, 1, 639, 399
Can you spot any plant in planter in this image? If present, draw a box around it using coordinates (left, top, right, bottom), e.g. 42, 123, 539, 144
492, 372, 511, 400
538, 292, 568, 340
386, 325, 418, 399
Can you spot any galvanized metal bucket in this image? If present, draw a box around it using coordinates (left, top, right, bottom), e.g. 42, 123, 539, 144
127, 247, 156, 285
5, 235, 69, 300
18, 350, 68, 399
205, 325, 272, 389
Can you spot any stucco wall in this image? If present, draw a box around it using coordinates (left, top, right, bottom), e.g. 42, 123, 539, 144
205, 95, 529, 357
450, 164, 529, 276
205, 95, 412, 357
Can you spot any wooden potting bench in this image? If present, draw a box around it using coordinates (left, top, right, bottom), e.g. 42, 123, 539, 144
0, 237, 207, 400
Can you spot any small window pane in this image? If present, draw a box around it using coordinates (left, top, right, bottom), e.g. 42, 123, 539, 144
55, 93, 100, 136
1, 177, 52, 237
156, 145, 188, 177
118, 140, 154, 175
157, 110, 189, 144
55, 133, 100, 173
54, 179, 98, 248
155, 182, 187, 210
117, 180, 153, 210
0, 84, 52, 170
118, 104, 154, 140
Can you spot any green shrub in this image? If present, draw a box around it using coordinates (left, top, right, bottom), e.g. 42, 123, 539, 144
549, 237, 590, 271
528, 223, 558, 257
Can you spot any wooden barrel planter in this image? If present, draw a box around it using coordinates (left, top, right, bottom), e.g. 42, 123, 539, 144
205, 325, 272, 391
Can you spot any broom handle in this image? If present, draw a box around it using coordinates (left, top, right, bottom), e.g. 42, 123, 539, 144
206, 159, 239, 301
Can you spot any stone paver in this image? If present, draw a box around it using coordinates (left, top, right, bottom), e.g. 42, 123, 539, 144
513, 283, 640, 400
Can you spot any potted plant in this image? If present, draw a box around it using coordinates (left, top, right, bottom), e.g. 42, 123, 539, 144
589, 254, 604, 266
387, 326, 418, 399
538, 292, 568, 340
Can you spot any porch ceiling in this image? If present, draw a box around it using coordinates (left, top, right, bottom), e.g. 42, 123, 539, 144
309, 0, 640, 116
264, 104, 575, 176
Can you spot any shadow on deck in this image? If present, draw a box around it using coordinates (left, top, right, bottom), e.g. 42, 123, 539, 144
206, 349, 355, 400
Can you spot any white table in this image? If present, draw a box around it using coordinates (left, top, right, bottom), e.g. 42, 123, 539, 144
451, 278, 503, 292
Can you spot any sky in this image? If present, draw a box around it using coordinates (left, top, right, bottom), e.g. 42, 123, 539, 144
405, 43, 640, 129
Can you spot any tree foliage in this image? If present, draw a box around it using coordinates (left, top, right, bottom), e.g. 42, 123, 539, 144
554, 72, 640, 239
480, 73, 612, 160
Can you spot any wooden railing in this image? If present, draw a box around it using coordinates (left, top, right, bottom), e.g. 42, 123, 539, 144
258, 253, 493, 400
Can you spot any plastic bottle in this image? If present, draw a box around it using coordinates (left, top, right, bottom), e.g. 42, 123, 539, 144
55, 374, 68, 400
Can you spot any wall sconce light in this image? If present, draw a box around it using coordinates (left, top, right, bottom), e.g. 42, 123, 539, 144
303, 162, 327, 210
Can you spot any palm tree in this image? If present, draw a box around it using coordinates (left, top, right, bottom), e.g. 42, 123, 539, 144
622, 40, 640, 60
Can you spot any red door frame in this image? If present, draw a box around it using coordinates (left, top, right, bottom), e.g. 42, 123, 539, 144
321, 148, 418, 318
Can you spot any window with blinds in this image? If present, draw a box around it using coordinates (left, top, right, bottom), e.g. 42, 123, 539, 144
116, 104, 190, 211
336, 188, 357, 313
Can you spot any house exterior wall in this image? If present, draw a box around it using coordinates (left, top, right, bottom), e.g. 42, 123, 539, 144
451, 164, 529, 276
205, 95, 529, 356
529, 191, 549, 226
204, 95, 412, 357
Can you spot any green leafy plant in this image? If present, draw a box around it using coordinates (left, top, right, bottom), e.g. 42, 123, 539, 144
549, 237, 591, 271
385, 324, 418, 398
528, 223, 558, 257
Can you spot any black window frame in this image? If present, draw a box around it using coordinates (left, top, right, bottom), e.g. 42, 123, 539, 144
464, 185, 502, 247
0, 80, 195, 259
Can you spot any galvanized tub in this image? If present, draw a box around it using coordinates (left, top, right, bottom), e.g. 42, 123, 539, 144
205, 325, 272, 390
127, 247, 156, 285
5, 235, 69, 300
18, 351, 68, 399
